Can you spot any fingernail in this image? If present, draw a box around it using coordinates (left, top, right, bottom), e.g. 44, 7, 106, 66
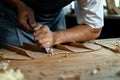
31, 22, 37, 27
34, 24, 42, 31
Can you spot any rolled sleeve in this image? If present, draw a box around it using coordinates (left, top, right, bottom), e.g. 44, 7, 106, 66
75, 0, 104, 28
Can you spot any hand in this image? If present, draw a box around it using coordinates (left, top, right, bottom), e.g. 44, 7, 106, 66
33, 24, 54, 48
18, 5, 36, 32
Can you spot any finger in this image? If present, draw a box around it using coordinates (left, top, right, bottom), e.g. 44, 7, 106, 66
33, 26, 47, 36
28, 13, 36, 27
20, 20, 33, 31
34, 31, 46, 41
33, 30, 40, 36
40, 41, 51, 48
41, 25, 50, 31
38, 37, 50, 44
33, 24, 43, 31
31, 22, 37, 28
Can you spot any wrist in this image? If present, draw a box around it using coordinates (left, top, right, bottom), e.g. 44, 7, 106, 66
52, 31, 65, 45
52, 32, 59, 45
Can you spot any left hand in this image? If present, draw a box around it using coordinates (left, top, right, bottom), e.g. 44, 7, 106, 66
17, 4, 36, 32
33, 24, 54, 48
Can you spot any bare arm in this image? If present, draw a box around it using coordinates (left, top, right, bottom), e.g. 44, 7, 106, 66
53, 24, 102, 45
33, 24, 102, 48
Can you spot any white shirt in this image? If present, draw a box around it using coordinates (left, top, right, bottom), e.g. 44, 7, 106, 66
75, 0, 104, 28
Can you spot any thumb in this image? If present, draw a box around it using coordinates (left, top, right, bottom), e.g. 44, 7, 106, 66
28, 15, 36, 27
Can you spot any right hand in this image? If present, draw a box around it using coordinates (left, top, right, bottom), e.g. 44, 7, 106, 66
33, 24, 54, 48
17, 5, 36, 32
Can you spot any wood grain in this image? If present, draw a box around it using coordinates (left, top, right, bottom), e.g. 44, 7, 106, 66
1, 38, 120, 80
3, 45, 34, 59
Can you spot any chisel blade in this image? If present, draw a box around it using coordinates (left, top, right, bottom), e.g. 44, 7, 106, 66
45, 47, 50, 54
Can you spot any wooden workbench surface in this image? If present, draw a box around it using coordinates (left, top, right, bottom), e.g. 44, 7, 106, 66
1, 38, 120, 80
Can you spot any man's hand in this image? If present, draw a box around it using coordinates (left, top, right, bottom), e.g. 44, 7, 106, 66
4, 0, 36, 32
18, 5, 36, 32
33, 24, 54, 48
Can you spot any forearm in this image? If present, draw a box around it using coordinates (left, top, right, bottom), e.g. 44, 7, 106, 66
53, 25, 102, 45
3, 0, 27, 10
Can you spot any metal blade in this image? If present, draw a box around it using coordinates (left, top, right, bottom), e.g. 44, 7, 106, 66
45, 47, 50, 54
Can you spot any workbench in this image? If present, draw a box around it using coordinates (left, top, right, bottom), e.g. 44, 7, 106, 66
1, 38, 120, 80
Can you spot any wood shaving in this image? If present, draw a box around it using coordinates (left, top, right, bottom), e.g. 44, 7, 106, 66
59, 74, 80, 80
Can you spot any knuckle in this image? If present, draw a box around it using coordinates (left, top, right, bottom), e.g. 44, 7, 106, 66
38, 40, 41, 44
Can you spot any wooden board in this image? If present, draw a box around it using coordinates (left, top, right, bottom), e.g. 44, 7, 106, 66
94, 39, 120, 53
0, 48, 71, 60
1, 38, 120, 80
3, 47, 120, 80
0, 42, 101, 60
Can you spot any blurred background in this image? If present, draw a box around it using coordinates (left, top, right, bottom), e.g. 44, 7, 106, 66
64, 0, 120, 39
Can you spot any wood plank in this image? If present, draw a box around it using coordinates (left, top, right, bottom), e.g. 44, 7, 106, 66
1, 38, 120, 80
69, 42, 101, 51
94, 40, 120, 53
3, 45, 34, 59
22, 42, 44, 52
4, 48, 120, 80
